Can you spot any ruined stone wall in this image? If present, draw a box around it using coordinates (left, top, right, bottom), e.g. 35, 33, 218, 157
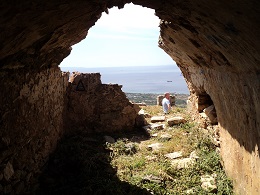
0, 68, 139, 193
157, 95, 175, 106
0, 66, 68, 193
65, 72, 140, 134
182, 67, 260, 194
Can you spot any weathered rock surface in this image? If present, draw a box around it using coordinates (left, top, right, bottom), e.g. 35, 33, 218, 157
104, 135, 116, 144
170, 158, 195, 169
66, 72, 140, 133
164, 152, 183, 159
159, 133, 172, 141
0, 67, 68, 193
142, 175, 163, 184
201, 174, 217, 193
3, 162, 14, 181
167, 117, 186, 126
151, 124, 164, 130
204, 105, 218, 125
151, 116, 166, 123
0, 0, 259, 194
147, 143, 164, 151
189, 151, 199, 159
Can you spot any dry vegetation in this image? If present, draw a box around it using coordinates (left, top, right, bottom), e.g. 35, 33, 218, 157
36, 105, 233, 195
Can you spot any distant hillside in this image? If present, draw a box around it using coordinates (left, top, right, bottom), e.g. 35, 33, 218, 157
125, 93, 189, 107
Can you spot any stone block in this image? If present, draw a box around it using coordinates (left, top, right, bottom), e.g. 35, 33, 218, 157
151, 116, 166, 123
147, 143, 164, 151
164, 152, 183, 159
151, 124, 164, 130
167, 116, 186, 126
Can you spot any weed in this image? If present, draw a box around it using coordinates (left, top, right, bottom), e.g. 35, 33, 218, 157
107, 104, 233, 194
37, 103, 233, 194
180, 122, 196, 131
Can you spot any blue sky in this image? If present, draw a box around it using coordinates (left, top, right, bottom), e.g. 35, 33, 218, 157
60, 3, 176, 68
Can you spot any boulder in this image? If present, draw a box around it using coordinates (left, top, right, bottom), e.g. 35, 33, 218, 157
135, 113, 148, 127
167, 116, 186, 126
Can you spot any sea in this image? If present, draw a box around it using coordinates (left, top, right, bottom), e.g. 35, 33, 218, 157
60, 65, 189, 94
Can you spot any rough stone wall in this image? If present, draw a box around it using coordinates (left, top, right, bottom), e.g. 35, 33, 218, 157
157, 95, 175, 106
66, 72, 140, 134
0, 66, 68, 193
154, 1, 260, 194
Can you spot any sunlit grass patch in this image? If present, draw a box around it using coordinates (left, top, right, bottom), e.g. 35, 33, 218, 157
105, 105, 233, 194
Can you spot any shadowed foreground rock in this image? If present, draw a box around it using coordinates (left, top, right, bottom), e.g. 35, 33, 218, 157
36, 133, 150, 195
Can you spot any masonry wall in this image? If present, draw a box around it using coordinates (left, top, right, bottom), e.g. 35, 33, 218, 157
156, 1, 260, 193
0, 67, 69, 193
65, 72, 140, 134
0, 68, 140, 194
182, 67, 260, 194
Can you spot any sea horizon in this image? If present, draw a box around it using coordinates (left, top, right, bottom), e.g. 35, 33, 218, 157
60, 65, 190, 94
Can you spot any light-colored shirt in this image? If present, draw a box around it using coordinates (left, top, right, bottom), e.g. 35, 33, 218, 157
162, 98, 170, 113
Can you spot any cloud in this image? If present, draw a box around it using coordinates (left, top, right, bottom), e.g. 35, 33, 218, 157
88, 4, 160, 41
91, 31, 158, 42
96, 3, 160, 30
60, 3, 175, 68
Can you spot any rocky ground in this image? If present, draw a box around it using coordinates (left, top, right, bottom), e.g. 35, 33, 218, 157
34, 105, 233, 195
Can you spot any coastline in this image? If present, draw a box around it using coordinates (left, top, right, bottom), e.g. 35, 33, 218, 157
125, 92, 189, 107
60, 66, 190, 95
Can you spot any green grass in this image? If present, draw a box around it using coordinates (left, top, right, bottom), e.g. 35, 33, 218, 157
105, 106, 233, 194
37, 105, 233, 195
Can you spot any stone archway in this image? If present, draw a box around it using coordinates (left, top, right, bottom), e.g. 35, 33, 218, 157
0, 1, 259, 194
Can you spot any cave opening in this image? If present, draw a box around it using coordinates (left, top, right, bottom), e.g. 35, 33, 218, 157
0, 1, 259, 194
59, 3, 189, 97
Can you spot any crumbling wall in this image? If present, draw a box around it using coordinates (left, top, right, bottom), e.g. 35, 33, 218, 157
0, 68, 140, 194
158, 6, 260, 192
0, 66, 68, 194
157, 95, 175, 106
65, 72, 140, 134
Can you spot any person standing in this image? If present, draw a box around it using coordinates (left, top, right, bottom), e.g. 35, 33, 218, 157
162, 92, 171, 114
